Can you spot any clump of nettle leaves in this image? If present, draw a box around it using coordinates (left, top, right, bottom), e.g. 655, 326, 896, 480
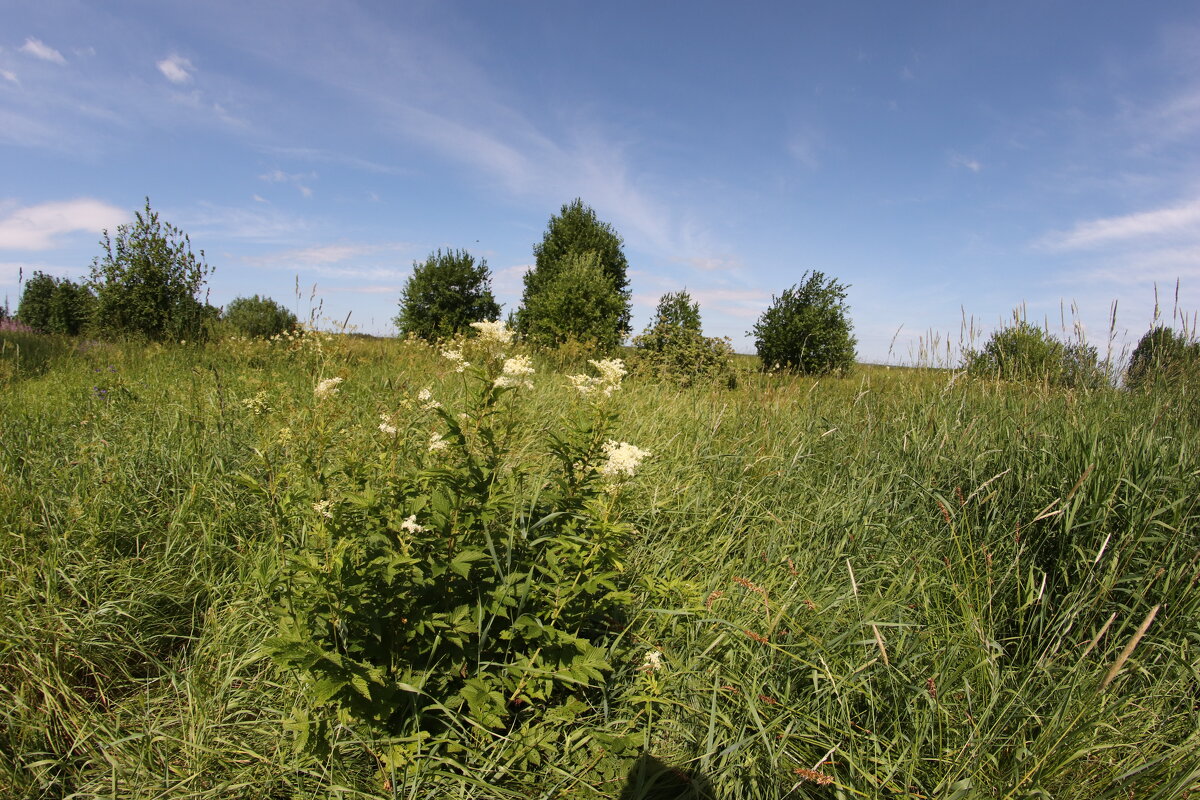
266, 321, 651, 776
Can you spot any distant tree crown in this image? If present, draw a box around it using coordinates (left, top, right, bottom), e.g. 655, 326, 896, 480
395, 249, 500, 341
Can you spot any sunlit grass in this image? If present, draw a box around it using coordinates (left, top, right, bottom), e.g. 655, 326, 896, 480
1, 334, 1196, 798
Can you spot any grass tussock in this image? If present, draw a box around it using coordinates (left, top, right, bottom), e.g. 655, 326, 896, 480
1, 334, 1197, 798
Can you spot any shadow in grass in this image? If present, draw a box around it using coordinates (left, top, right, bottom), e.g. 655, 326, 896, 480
618, 753, 716, 800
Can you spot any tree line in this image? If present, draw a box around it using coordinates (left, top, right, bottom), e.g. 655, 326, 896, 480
10, 196, 1197, 386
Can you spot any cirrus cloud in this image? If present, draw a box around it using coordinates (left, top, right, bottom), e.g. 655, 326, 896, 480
19, 37, 65, 65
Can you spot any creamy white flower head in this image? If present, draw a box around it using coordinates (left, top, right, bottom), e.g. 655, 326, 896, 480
599, 440, 651, 478
312, 499, 333, 518
314, 376, 343, 398
494, 355, 535, 389
566, 373, 596, 395
400, 514, 426, 534
417, 387, 442, 409
469, 319, 514, 345
642, 649, 664, 672
589, 358, 627, 385
378, 413, 398, 436
441, 349, 469, 373
428, 431, 449, 453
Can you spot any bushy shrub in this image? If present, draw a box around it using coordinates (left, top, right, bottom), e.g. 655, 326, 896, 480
517, 199, 631, 345
752, 271, 856, 374
89, 198, 212, 342
266, 323, 647, 774
632, 291, 736, 387
1125, 326, 1199, 390
395, 249, 500, 341
222, 294, 298, 339
16, 271, 94, 336
965, 317, 1105, 388
519, 251, 628, 350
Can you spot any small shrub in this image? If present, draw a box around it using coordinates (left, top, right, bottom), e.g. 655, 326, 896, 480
16, 271, 94, 336
632, 290, 736, 387
965, 316, 1105, 388
1125, 326, 1199, 390
222, 295, 298, 339
266, 322, 646, 776
394, 249, 500, 341
752, 271, 856, 374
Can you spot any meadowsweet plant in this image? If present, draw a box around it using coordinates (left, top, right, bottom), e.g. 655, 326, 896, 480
266, 321, 647, 779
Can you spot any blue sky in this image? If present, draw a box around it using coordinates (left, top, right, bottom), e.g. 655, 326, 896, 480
2, 1, 1198, 362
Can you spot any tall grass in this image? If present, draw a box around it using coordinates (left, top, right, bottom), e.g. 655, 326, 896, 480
1, 336, 1196, 798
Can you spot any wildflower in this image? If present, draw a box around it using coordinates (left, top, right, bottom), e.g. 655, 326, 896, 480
428, 432, 448, 453
567, 359, 627, 397
469, 319, 514, 346
314, 376, 343, 398
417, 387, 442, 410
641, 649, 664, 672
278, 427, 293, 445
599, 440, 651, 479
312, 500, 333, 518
441, 349, 470, 373
241, 391, 271, 415
400, 514, 425, 534
494, 354, 535, 389
379, 413, 398, 436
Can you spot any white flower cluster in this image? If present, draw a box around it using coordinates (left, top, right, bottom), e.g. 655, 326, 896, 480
642, 649, 665, 672
400, 514, 426, 534
379, 413, 398, 436
470, 319, 515, 346
441, 348, 470, 373
494, 355, 535, 389
240, 390, 272, 415
314, 376, 343, 398
599, 439, 651, 479
312, 499, 333, 518
417, 387, 442, 410
428, 431, 448, 453
566, 358, 627, 397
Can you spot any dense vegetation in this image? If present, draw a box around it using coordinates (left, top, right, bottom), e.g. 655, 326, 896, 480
1, 328, 1197, 798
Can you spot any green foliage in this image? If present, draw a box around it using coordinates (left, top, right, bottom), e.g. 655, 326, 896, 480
395, 249, 501, 341
517, 200, 631, 346
1125, 326, 1199, 390
519, 251, 629, 350
965, 316, 1105, 388
632, 290, 736, 387
752, 271, 856, 374
16, 271, 94, 336
222, 294, 298, 339
89, 198, 212, 342
266, 328, 644, 774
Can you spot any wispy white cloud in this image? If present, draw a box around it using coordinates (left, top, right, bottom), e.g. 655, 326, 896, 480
676, 255, 741, 272
247, 242, 412, 267
179, 202, 312, 245
259, 169, 317, 197
1040, 196, 1200, 250
156, 54, 194, 84
19, 37, 65, 65
1, 70, 18, 85
0, 198, 126, 250
949, 152, 982, 172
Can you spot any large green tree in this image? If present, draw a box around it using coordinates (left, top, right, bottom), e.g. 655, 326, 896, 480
516, 199, 631, 345
89, 199, 212, 341
752, 271, 856, 374
518, 251, 628, 349
394, 249, 500, 341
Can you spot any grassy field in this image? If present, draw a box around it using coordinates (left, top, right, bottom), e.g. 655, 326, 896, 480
1, 331, 1197, 798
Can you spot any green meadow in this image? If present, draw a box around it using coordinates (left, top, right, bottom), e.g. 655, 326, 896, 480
1, 332, 1197, 798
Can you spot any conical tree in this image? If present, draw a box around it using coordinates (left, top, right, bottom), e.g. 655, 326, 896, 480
516, 199, 631, 346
